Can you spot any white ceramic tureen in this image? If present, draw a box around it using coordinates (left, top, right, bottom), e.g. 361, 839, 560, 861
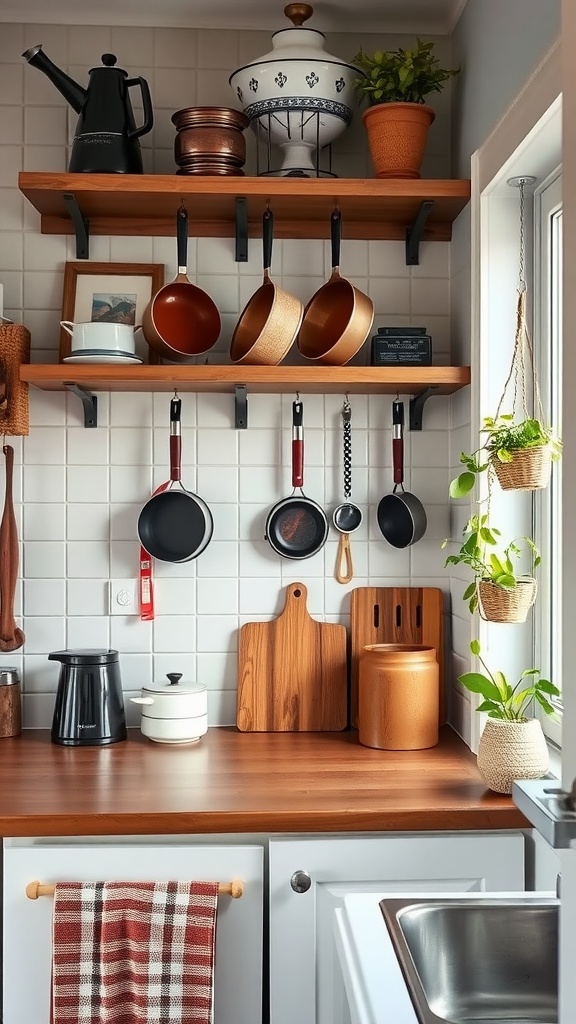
130, 672, 208, 745
229, 2, 362, 176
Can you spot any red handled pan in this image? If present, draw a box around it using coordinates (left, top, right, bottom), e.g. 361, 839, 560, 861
377, 400, 427, 548
265, 400, 328, 559
138, 397, 213, 562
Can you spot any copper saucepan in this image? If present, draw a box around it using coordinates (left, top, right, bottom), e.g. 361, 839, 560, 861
297, 209, 374, 365
229, 208, 303, 365
142, 207, 221, 361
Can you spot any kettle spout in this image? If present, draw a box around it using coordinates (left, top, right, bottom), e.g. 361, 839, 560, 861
22, 44, 86, 114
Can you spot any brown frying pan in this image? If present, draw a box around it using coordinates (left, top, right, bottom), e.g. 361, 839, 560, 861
297, 209, 374, 365
229, 208, 303, 365
142, 207, 221, 361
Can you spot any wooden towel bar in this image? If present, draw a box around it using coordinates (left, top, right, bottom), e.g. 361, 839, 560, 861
25, 879, 244, 900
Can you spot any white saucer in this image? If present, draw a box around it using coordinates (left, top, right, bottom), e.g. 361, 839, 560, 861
63, 350, 143, 364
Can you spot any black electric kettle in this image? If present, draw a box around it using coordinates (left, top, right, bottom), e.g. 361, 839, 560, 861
22, 45, 153, 173
49, 648, 127, 746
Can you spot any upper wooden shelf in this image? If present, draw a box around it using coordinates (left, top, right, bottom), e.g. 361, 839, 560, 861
18, 173, 471, 242
21, 364, 470, 395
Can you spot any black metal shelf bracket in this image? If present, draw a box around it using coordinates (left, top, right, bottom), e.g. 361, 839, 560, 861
64, 382, 98, 428
405, 200, 434, 266
63, 192, 90, 260
409, 386, 439, 430
235, 197, 248, 263
234, 384, 248, 429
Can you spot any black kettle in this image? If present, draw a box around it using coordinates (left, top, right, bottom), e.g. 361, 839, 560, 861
49, 648, 127, 746
22, 45, 153, 173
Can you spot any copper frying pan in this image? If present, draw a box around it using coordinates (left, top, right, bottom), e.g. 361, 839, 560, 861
142, 207, 221, 361
297, 209, 374, 365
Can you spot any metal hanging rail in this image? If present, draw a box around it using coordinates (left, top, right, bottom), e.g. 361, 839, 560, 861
25, 879, 244, 899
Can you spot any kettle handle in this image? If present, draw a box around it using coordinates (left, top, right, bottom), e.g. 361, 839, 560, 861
125, 77, 154, 139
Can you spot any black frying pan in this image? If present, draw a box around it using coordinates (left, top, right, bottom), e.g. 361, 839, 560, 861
265, 400, 328, 559
138, 397, 213, 562
377, 400, 427, 547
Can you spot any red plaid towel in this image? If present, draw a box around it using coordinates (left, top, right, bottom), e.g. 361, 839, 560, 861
51, 881, 219, 1024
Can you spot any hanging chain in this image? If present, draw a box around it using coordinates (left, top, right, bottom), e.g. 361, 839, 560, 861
342, 399, 352, 500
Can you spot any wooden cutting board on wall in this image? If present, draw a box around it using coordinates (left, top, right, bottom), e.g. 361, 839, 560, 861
350, 587, 444, 728
237, 582, 347, 732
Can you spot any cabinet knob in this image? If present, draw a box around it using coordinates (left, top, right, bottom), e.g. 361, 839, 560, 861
290, 870, 312, 893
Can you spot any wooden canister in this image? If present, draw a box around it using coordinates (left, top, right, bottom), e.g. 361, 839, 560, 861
0, 667, 21, 737
358, 644, 439, 750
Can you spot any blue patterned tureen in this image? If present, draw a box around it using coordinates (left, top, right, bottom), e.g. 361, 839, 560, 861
229, 3, 362, 176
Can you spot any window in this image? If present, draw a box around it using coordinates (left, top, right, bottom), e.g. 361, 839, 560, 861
534, 170, 562, 746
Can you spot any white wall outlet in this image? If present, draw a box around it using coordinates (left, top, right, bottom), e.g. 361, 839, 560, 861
109, 579, 139, 616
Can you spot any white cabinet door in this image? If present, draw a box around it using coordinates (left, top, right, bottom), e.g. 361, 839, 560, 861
269, 831, 525, 1024
3, 839, 263, 1024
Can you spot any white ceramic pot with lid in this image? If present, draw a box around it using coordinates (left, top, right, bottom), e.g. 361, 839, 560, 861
229, 3, 362, 176
131, 672, 208, 745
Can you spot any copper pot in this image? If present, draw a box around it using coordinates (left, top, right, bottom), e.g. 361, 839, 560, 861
172, 106, 250, 175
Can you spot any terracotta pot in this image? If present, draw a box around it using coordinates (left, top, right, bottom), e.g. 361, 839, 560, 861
358, 643, 439, 750
362, 102, 435, 179
477, 718, 550, 794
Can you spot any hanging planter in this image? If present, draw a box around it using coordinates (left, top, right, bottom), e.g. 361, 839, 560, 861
491, 444, 552, 491
478, 577, 537, 624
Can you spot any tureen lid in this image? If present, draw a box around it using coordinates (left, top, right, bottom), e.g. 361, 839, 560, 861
230, 3, 359, 72
143, 673, 206, 695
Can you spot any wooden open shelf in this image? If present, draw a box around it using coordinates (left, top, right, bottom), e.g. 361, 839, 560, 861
18, 173, 471, 242
21, 364, 470, 395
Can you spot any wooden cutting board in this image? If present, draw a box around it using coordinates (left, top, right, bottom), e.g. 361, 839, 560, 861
237, 582, 347, 732
350, 586, 444, 728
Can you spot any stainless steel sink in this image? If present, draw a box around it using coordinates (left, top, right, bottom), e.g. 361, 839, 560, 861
380, 896, 558, 1024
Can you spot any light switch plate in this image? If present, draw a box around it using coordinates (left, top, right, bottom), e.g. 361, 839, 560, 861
109, 579, 139, 616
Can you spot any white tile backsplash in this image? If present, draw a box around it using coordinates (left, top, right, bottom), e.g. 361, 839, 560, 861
3, 18, 465, 730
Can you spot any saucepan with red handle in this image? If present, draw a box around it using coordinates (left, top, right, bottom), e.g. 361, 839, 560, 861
377, 399, 427, 547
138, 397, 213, 563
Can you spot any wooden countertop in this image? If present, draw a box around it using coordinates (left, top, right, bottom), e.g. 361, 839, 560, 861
0, 726, 527, 837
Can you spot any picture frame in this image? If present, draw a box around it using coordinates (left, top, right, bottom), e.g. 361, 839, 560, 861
59, 261, 165, 363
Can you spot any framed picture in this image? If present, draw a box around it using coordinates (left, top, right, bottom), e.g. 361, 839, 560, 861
59, 262, 164, 363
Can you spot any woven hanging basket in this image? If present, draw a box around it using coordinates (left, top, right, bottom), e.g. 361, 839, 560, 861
478, 578, 537, 624
491, 445, 552, 492
477, 718, 550, 794
0, 323, 30, 436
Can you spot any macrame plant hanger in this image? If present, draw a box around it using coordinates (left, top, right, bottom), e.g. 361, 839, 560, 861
489, 174, 552, 492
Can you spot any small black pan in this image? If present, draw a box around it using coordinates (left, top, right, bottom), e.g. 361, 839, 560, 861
377, 400, 427, 548
138, 397, 213, 562
265, 400, 328, 560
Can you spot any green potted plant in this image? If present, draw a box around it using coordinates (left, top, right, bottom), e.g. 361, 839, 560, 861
458, 640, 559, 793
449, 413, 562, 499
442, 513, 540, 623
351, 38, 460, 178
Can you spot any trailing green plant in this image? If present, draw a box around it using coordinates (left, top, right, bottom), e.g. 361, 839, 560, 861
458, 640, 559, 721
442, 513, 540, 613
449, 413, 562, 499
351, 38, 460, 106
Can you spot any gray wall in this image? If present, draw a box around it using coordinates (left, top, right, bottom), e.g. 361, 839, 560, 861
452, 0, 561, 174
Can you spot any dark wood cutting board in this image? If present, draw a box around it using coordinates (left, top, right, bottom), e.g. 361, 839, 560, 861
237, 581, 347, 732
350, 586, 444, 728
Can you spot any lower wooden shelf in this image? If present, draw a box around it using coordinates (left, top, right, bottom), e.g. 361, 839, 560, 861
20, 364, 470, 395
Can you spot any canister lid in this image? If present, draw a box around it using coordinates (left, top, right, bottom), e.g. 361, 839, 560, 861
48, 648, 119, 665
0, 667, 20, 686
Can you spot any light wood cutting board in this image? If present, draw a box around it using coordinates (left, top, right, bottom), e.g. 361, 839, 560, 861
237, 582, 347, 732
350, 586, 444, 728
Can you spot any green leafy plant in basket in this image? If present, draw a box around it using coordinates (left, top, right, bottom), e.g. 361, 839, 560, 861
449, 414, 562, 499
458, 640, 559, 721
442, 513, 540, 615
352, 39, 460, 105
